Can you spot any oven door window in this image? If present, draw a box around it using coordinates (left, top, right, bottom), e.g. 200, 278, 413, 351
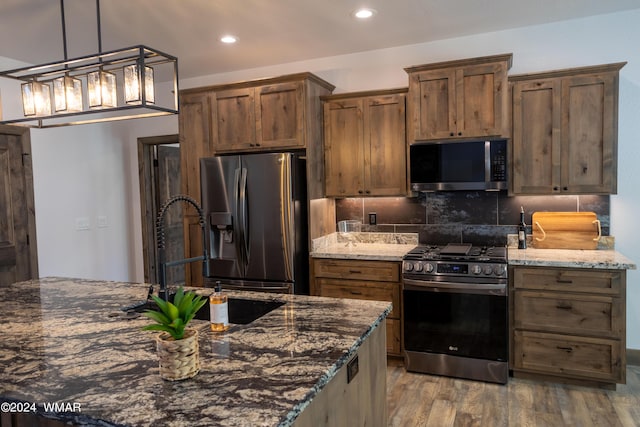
403, 289, 507, 361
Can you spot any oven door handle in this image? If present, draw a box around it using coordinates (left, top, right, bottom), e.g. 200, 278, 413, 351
403, 278, 507, 296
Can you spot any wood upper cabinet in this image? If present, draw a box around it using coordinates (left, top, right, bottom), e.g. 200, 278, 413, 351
405, 54, 512, 141
213, 87, 256, 151
322, 89, 407, 197
256, 81, 305, 148
510, 266, 626, 386
210, 75, 333, 153
510, 62, 625, 195
213, 81, 305, 151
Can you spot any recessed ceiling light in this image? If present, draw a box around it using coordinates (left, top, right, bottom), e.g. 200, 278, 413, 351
220, 35, 238, 44
353, 8, 376, 19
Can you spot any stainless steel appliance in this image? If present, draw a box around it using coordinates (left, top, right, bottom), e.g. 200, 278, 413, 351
200, 152, 308, 294
409, 139, 507, 192
402, 243, 508, 384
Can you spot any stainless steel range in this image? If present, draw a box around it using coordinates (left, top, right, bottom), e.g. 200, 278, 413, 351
402, 243, 508, 384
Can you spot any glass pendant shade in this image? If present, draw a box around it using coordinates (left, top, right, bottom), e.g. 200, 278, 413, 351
87, 70, 117, 108
53, 75, 83, 113
21, 81, 52, 116
124, 64, 154, 104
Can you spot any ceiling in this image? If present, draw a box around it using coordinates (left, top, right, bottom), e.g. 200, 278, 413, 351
1, 0, 639, 80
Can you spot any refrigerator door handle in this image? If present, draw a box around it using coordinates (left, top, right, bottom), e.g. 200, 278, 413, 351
280, 156, 294, 281
232, 167, 244, 276
238, 166, 249, 276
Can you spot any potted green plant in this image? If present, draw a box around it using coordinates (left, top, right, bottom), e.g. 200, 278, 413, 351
142, 286, 207, 381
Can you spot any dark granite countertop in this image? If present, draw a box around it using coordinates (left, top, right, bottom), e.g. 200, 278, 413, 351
0, 277, 391, 426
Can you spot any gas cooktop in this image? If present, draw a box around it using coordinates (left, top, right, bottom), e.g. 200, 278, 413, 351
404, 243, 507, 263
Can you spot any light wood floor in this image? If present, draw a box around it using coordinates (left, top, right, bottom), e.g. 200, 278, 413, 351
387, 359, 640, 427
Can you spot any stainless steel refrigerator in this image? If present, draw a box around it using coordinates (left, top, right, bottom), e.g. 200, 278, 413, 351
200, 152, 308, 294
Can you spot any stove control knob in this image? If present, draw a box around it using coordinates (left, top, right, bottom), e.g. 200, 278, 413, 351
414, 262, 423, 272
423, 263, 434, 273
471, 265, 482, 275
483, 265, 494, 275
403, 261, 413, 272
494, 265, 506, 276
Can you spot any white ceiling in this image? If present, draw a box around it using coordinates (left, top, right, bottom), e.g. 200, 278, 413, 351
1, 0, 639, 80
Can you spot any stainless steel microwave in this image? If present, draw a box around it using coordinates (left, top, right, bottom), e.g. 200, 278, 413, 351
409, 139, 507, 192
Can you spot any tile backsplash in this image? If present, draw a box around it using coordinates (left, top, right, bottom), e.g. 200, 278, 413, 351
335, 192, 610, 246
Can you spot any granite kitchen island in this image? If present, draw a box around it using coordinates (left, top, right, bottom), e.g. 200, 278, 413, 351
0, 278, 390, 427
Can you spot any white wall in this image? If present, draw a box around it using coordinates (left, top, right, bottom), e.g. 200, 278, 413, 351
2, 9, 639, 347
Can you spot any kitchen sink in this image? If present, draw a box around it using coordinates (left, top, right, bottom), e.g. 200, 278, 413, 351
125, 296, 285, 325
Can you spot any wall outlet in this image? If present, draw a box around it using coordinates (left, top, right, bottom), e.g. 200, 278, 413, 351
368, 212, 377, 225
75, 217, 90, 231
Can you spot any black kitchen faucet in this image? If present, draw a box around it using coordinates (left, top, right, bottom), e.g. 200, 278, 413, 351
156, 194, 209, 300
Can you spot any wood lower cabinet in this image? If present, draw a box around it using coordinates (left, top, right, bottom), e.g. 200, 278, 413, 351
510, 62, 625, 195
405, 54, 512, 141
510, 266, 626, 386
322, 89, 407, 197
311, 258, 402, 356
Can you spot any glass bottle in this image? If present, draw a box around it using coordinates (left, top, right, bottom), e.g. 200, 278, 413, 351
518, 206, 527, 249
210, 281, 229, 332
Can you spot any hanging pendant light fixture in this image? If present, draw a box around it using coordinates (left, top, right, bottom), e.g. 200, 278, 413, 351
124, 63, 155, 105
53, 76, 83, 113
0, 0, 178, 128
21, 81, 52, 117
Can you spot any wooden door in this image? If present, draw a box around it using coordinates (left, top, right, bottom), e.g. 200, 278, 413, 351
256, 81, 305, 149
138, 136, 181, 285
213, 87, 256, 151
0, 126, 38, 285
323, 99, 364, 196
408, 68, 456, 140
561, 73, 617, 194
156, 145, 185, 286
457, 62, 509, 138
364, 94, 407, 196
511, 79, 562, 194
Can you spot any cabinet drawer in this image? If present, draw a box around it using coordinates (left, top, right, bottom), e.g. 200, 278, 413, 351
313, 259, 400, 282
513, 267, 622, 295
513, 330, 623, 383
514, 291, 622, 338
315, 278, 400, 319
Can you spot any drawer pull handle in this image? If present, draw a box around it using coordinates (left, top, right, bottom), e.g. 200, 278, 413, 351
350, 290, 363, 295
556, 278, 573, 284
349, 270, 362, 274
556, 303, 572, 310
557, 346, 573, 353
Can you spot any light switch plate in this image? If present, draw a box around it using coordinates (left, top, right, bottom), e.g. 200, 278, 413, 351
97, 216, 108, 228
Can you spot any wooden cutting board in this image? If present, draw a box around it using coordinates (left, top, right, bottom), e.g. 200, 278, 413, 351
531, 212, 601, 250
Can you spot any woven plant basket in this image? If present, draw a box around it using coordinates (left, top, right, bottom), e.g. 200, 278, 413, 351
156, 328, 200, 381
